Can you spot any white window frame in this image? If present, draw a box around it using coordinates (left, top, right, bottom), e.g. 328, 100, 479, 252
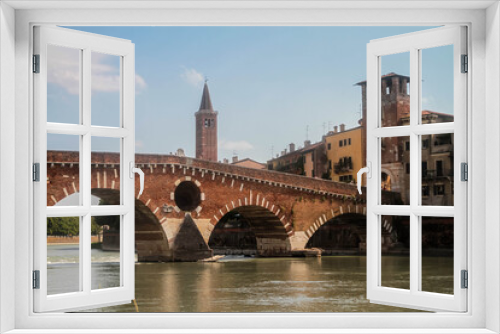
33, 25, 136, 313
365, 26, 467, 312
0, 1, 498, 333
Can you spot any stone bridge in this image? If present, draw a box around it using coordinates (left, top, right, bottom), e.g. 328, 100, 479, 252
46, 151, 383, 262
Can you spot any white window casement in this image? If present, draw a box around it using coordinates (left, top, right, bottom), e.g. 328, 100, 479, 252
365, 26, 467, 312
33, 26, 137, 312
0, 1, 499, 334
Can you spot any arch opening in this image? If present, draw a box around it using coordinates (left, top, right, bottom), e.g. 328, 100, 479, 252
381, 172, 391, 191
209, 205, 291, 257
53, 189, 171, 262
306, 213, 366, 255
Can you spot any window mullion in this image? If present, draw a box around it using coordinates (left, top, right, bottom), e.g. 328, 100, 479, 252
409, 47, 420, 294
82, 47, 92, 294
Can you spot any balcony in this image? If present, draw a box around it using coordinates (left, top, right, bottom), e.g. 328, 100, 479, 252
334, 162, 353, 174
423, 169, 454, 180
431, 143, 453, 154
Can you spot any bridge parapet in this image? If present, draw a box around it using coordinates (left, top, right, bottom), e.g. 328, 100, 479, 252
47, 151, 363, 201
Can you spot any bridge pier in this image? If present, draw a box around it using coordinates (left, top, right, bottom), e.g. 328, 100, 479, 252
256, 237, 291, 257
171, 214, 213, 262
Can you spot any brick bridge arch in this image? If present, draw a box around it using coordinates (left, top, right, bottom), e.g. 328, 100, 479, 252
45, 151, 397, 261
209, 199, 293, 256
209, 195, 294, 235
46, 156, 171, 262
305, 204, 366, 240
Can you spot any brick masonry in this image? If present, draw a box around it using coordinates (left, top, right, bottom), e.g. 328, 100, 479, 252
47, 151, 366, 261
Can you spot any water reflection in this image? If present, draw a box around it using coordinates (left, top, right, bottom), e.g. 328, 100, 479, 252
61, 249, 452, 313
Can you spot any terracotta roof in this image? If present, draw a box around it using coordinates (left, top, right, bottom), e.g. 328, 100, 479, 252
199, 82, 214, 112
422, 110, 454, 118
268, 141, 324, 162
355, 72, 410, 86
232, 158, 266, 166
324, 126, 362, 138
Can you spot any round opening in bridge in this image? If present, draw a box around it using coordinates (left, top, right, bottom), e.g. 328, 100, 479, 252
174, 181, 201, 211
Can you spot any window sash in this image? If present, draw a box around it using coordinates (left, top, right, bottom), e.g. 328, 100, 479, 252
366, 26, 467, 312
33, 25, 136, 312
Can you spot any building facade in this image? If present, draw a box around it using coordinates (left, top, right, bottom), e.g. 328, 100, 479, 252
356, 72, 453, 205
267, 141, 327, 178
356, 72, 410, 202
195, 82, 218, 162
401, 110, 454, 206
324, 124, 364, 185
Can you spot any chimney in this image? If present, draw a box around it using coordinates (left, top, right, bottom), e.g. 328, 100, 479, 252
232, 156, 238, 163
304, 140, 311, 147
289, 143, 296, 152
176, 148, 185, 157
281, 150, 286, 156
333, 125, 338, 133
223, 158, 229, 164
340, 124, 346, 132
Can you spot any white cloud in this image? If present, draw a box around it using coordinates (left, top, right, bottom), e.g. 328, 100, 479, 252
180, 67, 204, 87
47, 47, 81, 95
47, 47, 146, 95
219, 140, 254, 152
135, 75, 147, 91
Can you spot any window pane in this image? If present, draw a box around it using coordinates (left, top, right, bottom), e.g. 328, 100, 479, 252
47, 134, 80, 206
91, 52, 121, 127
91, 215, 121, 290
47, 45, 81, 124
421, 134, 454, 206
380, 53, 410, 127
91, 137, 121, 205
421, 45, 454, 124
47, 217, 81, 295
421, 217, 454, 294
381, 215, 410, 290
381, 136, 410, 205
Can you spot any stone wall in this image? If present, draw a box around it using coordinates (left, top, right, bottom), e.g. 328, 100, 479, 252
47, 235, 100, 244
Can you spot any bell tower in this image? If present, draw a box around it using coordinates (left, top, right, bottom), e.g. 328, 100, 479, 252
195, 81, 218, 162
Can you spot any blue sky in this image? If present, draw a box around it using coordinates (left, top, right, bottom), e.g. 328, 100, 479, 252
48, 26, 453, 163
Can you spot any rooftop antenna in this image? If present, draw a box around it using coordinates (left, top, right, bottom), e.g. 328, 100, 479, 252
328, 121, 332, 132
306, 125, 309, 140
354, 104, 362, 122
322, 122, 326, 135
271, 145, 274, 159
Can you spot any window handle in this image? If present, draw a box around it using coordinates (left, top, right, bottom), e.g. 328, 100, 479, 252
130, 162, 145, 195
357, 162, 371, 195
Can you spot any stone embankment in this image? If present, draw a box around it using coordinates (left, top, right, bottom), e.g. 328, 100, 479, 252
47, 236, 101, 244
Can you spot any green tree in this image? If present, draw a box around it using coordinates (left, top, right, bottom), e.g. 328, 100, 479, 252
47, 216, 102, 236
47, 217, 79, 236
93, 215, 120, 232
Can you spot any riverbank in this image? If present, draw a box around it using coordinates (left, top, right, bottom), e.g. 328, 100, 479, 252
47, 235, 101, 244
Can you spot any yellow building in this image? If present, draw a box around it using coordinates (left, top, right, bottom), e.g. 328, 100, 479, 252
324, 124, 364, 185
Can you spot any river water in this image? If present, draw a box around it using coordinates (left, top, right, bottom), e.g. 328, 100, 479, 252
47, 245, 453, 313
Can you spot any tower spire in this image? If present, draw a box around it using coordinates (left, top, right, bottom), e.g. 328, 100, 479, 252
195, 80, 218, 162
199, 81, 214, 112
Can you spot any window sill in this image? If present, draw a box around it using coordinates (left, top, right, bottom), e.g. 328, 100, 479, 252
3, 329, 498, 334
